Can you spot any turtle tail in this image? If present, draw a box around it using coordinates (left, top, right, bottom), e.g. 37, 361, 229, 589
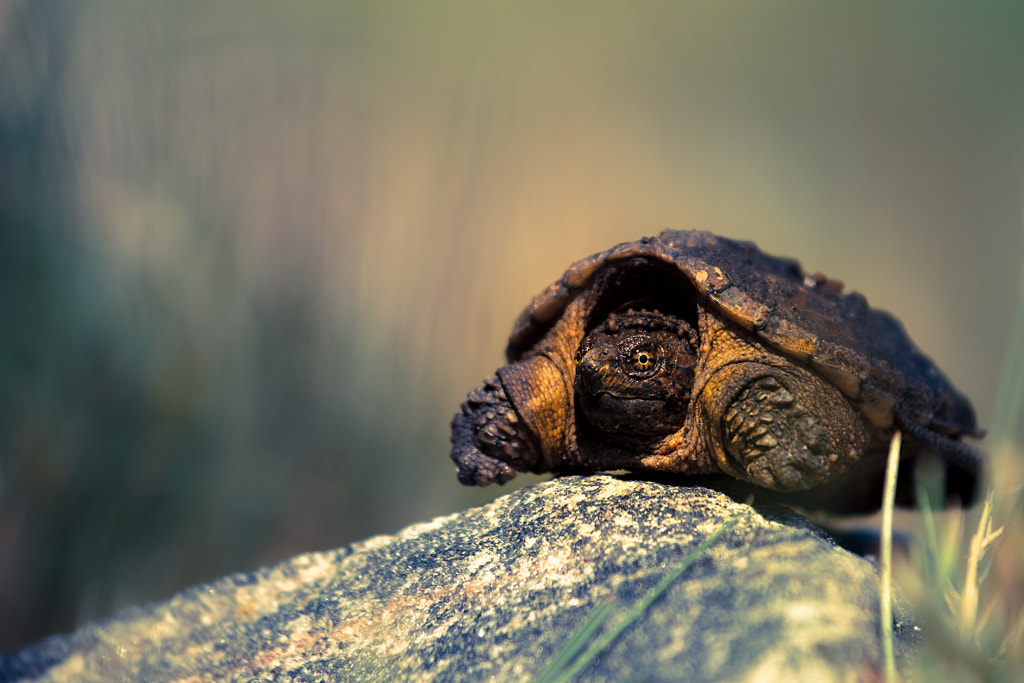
894, 408, 984, 505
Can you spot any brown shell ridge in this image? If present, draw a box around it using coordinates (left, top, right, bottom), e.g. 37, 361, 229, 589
505, 230, 977, 438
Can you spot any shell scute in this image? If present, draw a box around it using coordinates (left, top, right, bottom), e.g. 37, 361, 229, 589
709, 286, 773, 332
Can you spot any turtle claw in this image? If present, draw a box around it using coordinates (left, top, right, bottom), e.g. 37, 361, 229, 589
450, 374, 539, 486
450, 412, 519, 485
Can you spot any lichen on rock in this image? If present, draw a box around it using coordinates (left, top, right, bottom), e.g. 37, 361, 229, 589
0, 475, 918, 683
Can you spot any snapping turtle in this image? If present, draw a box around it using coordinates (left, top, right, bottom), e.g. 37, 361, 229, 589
451, 231, 981, 511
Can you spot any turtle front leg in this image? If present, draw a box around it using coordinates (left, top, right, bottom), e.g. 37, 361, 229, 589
451, 356, 572, 485
699, 361, 871, 491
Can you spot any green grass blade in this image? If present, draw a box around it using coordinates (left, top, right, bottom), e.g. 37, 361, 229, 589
916, 484, 941, 589
536, 516, 738, 683
533, 599, 616, 683
988, 230, 1024, 447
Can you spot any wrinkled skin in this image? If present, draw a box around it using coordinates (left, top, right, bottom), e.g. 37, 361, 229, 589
450, 231, 981, 511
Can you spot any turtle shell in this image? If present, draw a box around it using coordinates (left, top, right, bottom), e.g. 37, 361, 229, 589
507, 230, 979, 444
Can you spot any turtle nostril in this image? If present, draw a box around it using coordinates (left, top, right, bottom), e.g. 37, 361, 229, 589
573, 356, 604, 393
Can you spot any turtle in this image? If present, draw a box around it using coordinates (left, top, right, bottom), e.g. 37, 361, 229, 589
450, 230, 982, 512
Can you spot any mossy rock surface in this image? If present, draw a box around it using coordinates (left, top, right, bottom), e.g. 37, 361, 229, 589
0, 475, 918, 682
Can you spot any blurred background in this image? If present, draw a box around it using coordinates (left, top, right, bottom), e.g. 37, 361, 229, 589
1, 1, 1022, 653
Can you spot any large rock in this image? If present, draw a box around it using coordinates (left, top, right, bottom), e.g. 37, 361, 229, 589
1, 475, 917, 682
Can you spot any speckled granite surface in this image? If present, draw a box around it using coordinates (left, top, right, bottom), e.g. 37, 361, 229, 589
0, 475, 918, 682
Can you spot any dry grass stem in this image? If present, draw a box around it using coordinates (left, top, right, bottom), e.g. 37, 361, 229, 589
880, 429, 901, 683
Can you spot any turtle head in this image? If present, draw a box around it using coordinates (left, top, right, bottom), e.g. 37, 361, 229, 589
574, 310, 698, 437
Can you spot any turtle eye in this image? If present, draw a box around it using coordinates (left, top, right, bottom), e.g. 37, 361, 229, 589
574, 348, 584, 364
631, 348, 655, 372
